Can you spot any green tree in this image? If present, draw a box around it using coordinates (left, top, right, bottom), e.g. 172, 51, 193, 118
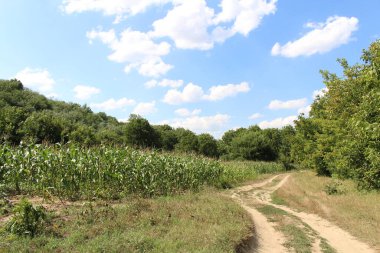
198, 133, 219, 158
125, 114, 160, 148
174, 128, 199, 153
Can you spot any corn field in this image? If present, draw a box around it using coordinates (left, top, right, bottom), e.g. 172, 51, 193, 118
0, 144, 223, 200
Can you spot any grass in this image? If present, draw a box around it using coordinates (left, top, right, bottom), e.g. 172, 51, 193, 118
0, 189, 253, 253
273, 170, 380, 250
320, 238, 337, 253
256, 205, 315, 253
221, 161, 285, 187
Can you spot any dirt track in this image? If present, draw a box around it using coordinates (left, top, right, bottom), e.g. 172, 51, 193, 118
231, 174, 377, 253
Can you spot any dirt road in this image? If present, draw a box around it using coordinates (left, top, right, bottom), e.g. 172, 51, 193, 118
231, 174, 377, 253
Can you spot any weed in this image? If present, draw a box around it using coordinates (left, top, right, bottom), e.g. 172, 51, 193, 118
5, 199, 48, 237
324, 181, 344, 195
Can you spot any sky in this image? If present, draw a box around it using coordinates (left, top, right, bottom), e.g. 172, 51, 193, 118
1, 0, 379, 138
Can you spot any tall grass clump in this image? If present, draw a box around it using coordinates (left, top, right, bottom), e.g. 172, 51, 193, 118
221, 161, 285, 187
0, 143, 223, 200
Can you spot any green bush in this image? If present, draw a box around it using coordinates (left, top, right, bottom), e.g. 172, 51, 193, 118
5, 199, 48, 237
323, 181, 344, 195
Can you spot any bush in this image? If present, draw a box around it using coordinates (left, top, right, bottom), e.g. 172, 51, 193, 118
323, 181, 343, 195
5, 199, 48, 237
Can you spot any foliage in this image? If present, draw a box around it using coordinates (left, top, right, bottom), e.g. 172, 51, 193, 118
5, 199, 48, 237
125, 114, 161, 148
292, 40, 380, 189
0, 144, 223, 199
324, 181, 344, 195
197, 133, 219, 158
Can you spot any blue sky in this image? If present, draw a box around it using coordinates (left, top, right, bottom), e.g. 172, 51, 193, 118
1, 0, 379, 137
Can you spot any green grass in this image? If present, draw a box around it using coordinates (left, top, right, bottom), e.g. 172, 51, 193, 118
271, 192, 288, 206
256, 205, 317, 253
274, 171, 380, 249
0, 190, 253, 253
220, 161, 285, 187
320, 238, 337, 253
0, 144, 223, 200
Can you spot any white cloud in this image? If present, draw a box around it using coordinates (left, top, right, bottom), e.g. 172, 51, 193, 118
164, 114, 231, 134
249, 113, 263, 120
15, 68, 55, 94
87, 28, 172, 77
175, 108, 202, 117
214, 0, 277, 36
268, 98, 307, 110
137, 59, 173, 77
91, 98, 136, 111
132, 101, 158, 115
313, 87, 328, 99
297, 105, 312, 116
73, 85, 101, 100
272, 16, 359, 57
163, 82, 250, 105
163, 83, 205, 104
146, 79, 184, 89
205, 82, 250, 101
151, 0, 277, 50
258, 115, 297, 129
151, 0, 215, 50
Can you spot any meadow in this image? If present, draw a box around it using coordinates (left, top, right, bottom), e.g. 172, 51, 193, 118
0, 144, 286, 252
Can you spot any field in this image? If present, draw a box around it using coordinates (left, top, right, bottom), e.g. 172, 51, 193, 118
0, 144, 286, 252
272, 171, 380, 250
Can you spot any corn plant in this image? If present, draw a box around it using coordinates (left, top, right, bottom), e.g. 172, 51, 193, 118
0, 144, 223, 200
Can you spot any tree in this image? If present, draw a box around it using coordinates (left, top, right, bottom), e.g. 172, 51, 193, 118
125, 114, 160, 148
154, 125, 178, 151
293, 40, 380, 189
20, 111, 63, 144
174, 128, 199, 153
198, 133, 219, 158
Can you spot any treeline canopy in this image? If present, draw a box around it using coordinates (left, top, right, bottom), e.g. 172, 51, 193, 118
0, 79, 292, 161
292, 40, 380, 189
1, 40, 379, 189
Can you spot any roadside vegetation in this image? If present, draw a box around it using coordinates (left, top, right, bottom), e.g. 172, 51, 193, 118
272, 171, 380, 250
0, 190, 253, 253
0, 39, 379, 252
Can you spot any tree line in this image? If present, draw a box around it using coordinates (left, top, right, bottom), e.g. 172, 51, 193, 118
1, 40, 379, 189
0, 79, 292, 162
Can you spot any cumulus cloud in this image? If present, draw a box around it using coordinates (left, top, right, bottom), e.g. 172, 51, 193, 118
297, 105, 312, 116
73, 85, 101, 100
163, 114, 231, 134
163, 82, 250, 105
175, 108, 202, 117
214, 0, 277, 36
70, 0, 277, 78
205, 82, 250, 101
15, 68, 55, 94
249, 113, 263, 120
313, 87, 328, 99
163, 83, 205, 104
87, 28, 172, 77
272, 16, 359, 57
145, 79, 184, 89
132, 101, 158, 115
268, 98, 307, 110
151, 0, 215, 50
91, 98, 136, 111
258, 115, 297, 129
151, 0, 277, 50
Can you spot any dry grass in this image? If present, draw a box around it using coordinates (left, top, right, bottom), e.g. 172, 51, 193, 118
273, 171, 380, 250
0, 189, 253, 253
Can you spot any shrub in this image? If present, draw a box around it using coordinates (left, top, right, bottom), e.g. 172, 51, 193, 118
5, 199, 48, 237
